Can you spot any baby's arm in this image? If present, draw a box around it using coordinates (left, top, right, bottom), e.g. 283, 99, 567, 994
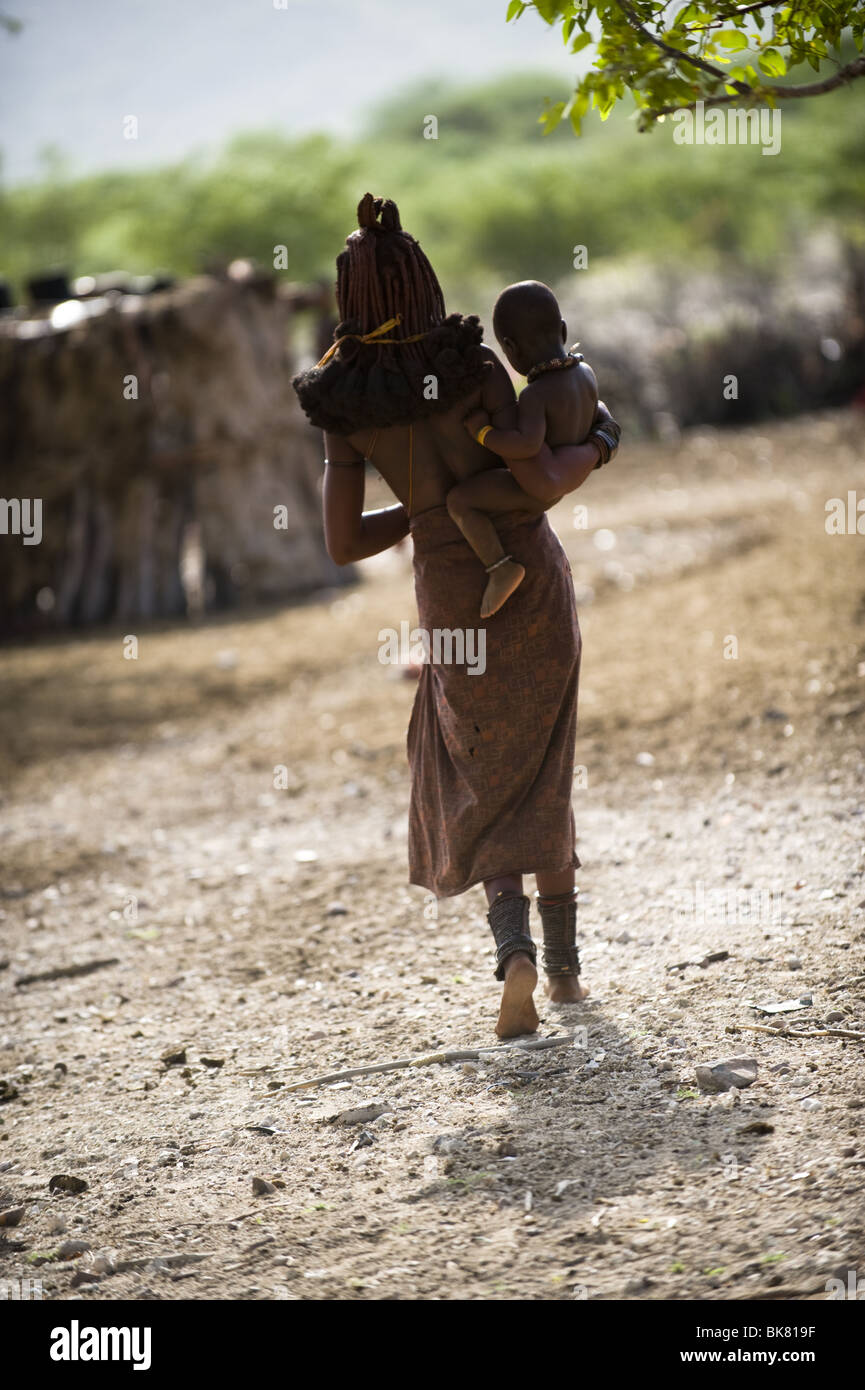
464, 384, 546, 460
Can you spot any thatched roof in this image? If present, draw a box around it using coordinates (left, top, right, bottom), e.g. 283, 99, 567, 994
0, 272, 349, 634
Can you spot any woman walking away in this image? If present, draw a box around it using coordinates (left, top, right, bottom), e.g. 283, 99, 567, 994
293, 194, 620, 1037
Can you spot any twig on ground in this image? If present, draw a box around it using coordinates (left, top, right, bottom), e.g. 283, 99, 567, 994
746, 1284, 829, 1301
15, 957, 119, 988
732, 1023, 865, 1041
826, 975, 865, 995
280, 1035, 577, 1092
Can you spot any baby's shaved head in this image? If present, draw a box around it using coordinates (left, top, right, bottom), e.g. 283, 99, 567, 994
492, 280, 562, 346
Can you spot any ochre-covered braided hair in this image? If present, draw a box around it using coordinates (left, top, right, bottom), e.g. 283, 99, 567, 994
293, 194, 487, 435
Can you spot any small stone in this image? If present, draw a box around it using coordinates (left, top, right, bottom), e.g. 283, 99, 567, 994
111, 1158, 139, 1180
695, 1058, 758, 1094
28, 1250, 58, 1267
433, 1134, 464, 1155
48, 1174, 88, 1195
738, 1120, 774, 1136
331, 1103, 391, 1127
349, 1130, 374, 1152
200, 1057, 224, 1068
92, 1253, 115, 1275
698, 950, 729, 968
0, 1205, 25, 1227
325, 901, 348, 916
155, 1150, 177, 1167
57, 1238, 92, 1259
825, 1011, 845, 1024
800, 1097, 822, 1112
635, 752, 655, 766
785, 956, 803, 971
252, 1176, 276, 1195
754, 995, 812, 1015
70, 1269, 101, 1287
160, 1046, 186, 1066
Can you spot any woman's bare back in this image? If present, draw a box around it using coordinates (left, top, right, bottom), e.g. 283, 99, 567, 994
342, 347, 516, 516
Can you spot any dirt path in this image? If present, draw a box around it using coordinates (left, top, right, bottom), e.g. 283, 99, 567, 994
1, 410, 863, 1301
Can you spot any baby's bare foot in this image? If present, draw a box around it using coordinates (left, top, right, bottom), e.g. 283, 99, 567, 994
546, 975, 590, 1004
496, 953, 539, 1039
481, 559, 526, 618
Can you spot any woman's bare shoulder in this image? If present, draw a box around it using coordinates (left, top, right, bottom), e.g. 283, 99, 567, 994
480, 343, 507, 375
480, 344, 515, 412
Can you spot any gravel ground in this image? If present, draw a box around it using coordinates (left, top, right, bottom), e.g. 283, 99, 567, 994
1, 409, 863, 1302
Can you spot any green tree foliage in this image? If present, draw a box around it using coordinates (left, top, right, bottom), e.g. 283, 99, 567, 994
0, 71, 862, 302
507, 2, 865, 132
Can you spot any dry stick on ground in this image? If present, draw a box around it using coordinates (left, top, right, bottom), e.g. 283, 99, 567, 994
746, 1285, 833, 1302
734, 1023, 865, 1041
826, 975, 865, 995
14, 957, 119, 988
125, 1204, 299, 1233
271, 1035, 578, 1091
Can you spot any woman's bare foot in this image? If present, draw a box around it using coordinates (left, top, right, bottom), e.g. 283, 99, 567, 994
496, 952, 539, 1039
546, 975, 590, 1003
481, 559, 526, 618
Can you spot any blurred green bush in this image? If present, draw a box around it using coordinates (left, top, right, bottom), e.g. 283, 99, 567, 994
1, 70, 862, 307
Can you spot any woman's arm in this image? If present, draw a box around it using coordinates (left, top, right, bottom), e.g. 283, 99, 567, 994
586, 401, 621, 465
496, 402, 622, 505
322, 433, 409, 565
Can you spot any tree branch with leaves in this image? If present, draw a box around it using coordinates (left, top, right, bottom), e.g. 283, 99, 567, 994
505, 1, 865, 132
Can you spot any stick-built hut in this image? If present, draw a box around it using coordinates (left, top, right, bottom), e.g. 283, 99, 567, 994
0, 267, 349, 637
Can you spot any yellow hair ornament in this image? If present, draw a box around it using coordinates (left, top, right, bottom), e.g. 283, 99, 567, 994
315, 314, 430, 368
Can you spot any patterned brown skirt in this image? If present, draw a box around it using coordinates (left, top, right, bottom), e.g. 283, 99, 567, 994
407, 504, 581, 897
